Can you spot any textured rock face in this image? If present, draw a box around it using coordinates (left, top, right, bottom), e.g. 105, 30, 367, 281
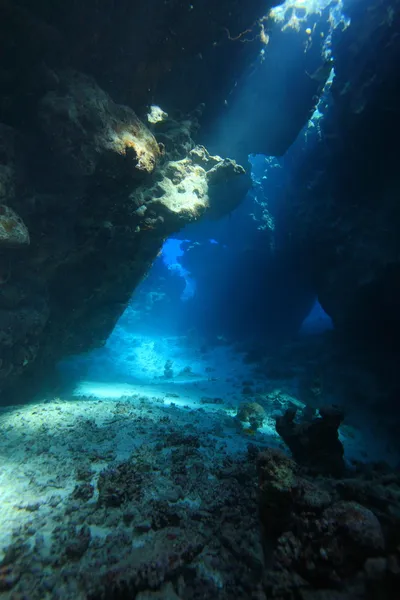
275, 405, 345, 476
280, 0, 400, 345
0, 0, 329, 162
0, 205, 29, 248
38, 71, 162, 179
132, 145, 247, 228
257, 449, 400, 599
0, 71, 247, 399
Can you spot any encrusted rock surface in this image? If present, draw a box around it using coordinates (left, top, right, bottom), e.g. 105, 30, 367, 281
1, 392, 399, 600
131, 145, 247, 229
0, 124, 22, 205
38, 70, 162, 179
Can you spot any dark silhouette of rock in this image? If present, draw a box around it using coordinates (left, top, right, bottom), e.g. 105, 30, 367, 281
278, 0, 400, 349
275, 405, 345, 476
38, 70, 162, 180
0, 71, 247, 400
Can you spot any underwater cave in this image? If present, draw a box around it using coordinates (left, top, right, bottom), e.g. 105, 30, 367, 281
0, 0, 400, 597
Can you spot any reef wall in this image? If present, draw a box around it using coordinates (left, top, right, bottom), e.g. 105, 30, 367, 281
0, 0, 329, 162
279, 0, 400, 346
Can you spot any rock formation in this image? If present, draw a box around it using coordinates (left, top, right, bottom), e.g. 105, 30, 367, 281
279, 0, 400, 346
1, 0, 398, 401
0, 69, 247, 399
275, 405, 345, 476
257, 448, 400, 599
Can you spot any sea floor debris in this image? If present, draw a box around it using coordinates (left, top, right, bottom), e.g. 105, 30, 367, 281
0, 340, 399, 598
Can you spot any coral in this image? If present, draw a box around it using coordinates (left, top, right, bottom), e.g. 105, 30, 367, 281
75, 464, 94, 481
295, 479, 332, 512
165, 431, 200, 448
0, 563, 20, 591
256, 449, 400, 598
0, 75, 246, 398
150, 501, 182, 530
2, 407, 399, 600
147, 105, 169, 125
154, 109, 200, 161
254, 439, 400, 600
237, 402, 266, 429
130, 145, 247, 232
0, 204, 29, 247
97, 532, 205, 596
0, 165, 15, 204
0, 124, 20, 205
336, 474, 400, 526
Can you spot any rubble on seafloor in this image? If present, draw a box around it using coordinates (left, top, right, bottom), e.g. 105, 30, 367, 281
0, 383, 399, 600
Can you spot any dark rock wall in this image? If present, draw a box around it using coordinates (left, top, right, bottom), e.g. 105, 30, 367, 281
279, 0, 400, 347
0, 0, 328, 160
0, 66, 247, 399
0, 0, 338, 399
0, 0, 271, 133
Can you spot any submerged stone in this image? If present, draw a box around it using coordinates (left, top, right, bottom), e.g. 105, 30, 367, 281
0, 205, 29, 247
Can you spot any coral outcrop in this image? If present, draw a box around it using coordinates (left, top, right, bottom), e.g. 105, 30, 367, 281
237, 401, 266, 430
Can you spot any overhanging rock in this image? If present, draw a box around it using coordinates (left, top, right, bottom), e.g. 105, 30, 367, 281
0, 71, 248, 400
